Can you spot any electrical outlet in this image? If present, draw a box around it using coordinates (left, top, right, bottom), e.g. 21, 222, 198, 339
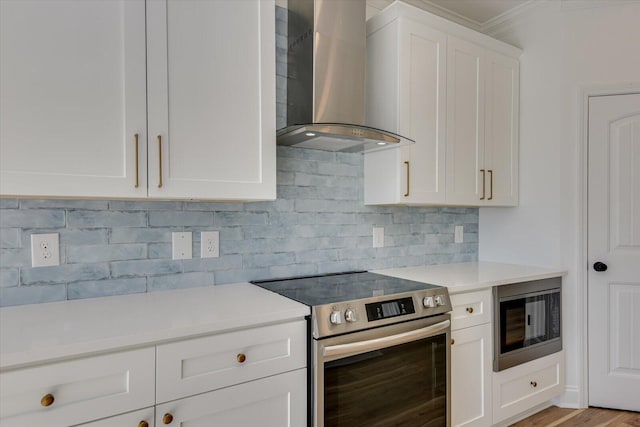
454, 226, 464, 243
172, 232, 192, 260
31, 233, 60, 267
373, 227, 384, 248
201, 231, 220, 258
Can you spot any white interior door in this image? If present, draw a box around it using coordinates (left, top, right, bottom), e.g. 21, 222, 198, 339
588, 93, 640, 411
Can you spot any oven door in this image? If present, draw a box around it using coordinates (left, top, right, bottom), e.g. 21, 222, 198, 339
314, 314, 451, 427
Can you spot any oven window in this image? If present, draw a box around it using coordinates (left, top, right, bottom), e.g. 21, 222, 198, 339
324, 335, 447, 427
500, 290, 561, 354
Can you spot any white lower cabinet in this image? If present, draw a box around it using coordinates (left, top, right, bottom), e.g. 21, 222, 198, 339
0, 348, 155, 427
155, 369, 306, 427
0, 321, 307, 427
451, 324, 492, 427
492, 351, 564, 424
450, 290, 492, 427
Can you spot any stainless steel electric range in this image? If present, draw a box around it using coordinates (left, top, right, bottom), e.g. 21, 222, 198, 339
253, 271, 452, 427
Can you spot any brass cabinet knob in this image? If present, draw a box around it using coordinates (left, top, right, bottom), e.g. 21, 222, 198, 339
163, 413, 173, 424
451, 338, 455, 345
40, 393, 55, 407
237, 353, 247, 363
138, 421, 149, 427
466, 307, 474, 314
530, 381, 538, 388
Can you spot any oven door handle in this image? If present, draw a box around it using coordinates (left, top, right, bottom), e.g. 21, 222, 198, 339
322, 319, 451, 358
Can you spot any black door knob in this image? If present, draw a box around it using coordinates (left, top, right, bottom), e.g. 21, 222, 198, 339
593, 262, 608, 272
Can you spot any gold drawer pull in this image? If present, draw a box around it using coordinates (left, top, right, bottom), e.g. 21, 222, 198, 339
139, 421, 149, 427
162, 413, 173, 424
237, 353, 247, 363
451, 338, 455, 345
40, 393, 55, 407
134, 133, 140, 188
466, 307, 474, 314
404, 161, 410, 197
157, 135, 163, 188
488, 169, 494, 200
480, 169, 486, 200
530, 381, 538, 388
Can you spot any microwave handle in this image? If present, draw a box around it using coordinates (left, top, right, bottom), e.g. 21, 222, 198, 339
323, 320, 451, 358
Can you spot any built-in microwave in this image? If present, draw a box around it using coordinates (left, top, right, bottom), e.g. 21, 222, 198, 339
493, 277, 562, 371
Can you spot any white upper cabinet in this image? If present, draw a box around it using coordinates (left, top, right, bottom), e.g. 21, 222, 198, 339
146, 0, 275, 200
364, 16, 447, 205
0, 0, 148, 198
364, 2, 520, 207
0, 0, 275, 201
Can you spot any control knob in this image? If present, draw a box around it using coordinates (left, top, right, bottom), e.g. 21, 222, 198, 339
435, 295, 446, 307
423, 296, 436, 308
345, 309, 357, 323
330, 310, 344, 325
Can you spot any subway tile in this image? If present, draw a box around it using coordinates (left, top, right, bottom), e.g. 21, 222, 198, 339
149, 211, 213, 227
268, 212, 317, 225
111, 259, 181, 278
0, 229, 21, 249
0, 284, 67, 307
276, 157, 318, 173
148, 243, 172, 259
111, 227, 177, 244
317, 162, 361, 177
20, 199, 108, 210
68, 278, 147, 300
269, 263, 318, 279
182, 255, 243, 272
243, 199, 293, 212
215, 212, 268, 226
0, 268, 19, 288
277, 186, 318, 200
243, 253, 295, 269
68, 210, 146, 228
0, 209, 65, 228
0, 199, 19, 209
148, 272, 214, 292
67, 244, 147, 263
336, 152, 362, 166
21, 264, 110, 285
60, 229, 109, 246
295, 249, 338, 264
184, 202, 243, 212
109, 201, 183, 211
0, 249, 30, 268
214, 268, 270, 285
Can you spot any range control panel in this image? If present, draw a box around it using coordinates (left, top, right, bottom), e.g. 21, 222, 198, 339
313, 289, 452, 339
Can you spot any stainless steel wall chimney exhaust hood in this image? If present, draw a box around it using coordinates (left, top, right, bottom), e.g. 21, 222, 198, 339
277, 0, 414, 153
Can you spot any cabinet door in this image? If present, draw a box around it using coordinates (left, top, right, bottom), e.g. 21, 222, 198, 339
445, 36, 486, 206
451, 324, 492, 427
155, 369, 306, 427
484, 50, 519, 206
146, 0, 276, 201
398, 19, 447, 204
0, 0, 147, 198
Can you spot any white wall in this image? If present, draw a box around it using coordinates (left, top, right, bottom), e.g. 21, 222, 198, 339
480, 0, 640, 407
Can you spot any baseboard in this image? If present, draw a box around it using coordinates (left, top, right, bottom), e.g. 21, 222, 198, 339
552, 385, 583, 409
493, 402, 553, 427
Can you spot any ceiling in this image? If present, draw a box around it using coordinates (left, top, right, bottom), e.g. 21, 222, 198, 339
367, 0, 536, 33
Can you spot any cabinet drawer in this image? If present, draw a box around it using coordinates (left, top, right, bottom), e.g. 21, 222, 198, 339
0, 348, 155, 427
156, 320, 306, 403
75, 407, 154, 427
492, 350, 564, 423
155, 369, 306, 427
450, 290, 491, 330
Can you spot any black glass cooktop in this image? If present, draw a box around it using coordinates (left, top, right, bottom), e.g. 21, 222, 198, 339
252, 271, 441, 307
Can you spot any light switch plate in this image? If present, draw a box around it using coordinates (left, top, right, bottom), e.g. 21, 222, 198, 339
172, 232, 192, 260
373, 227, 384, 248
454, 226, 464, 243
31, 233, 60, 267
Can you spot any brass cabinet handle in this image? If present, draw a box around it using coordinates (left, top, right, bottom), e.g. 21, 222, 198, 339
157, 135, 163, 188
237, 353, 247, 363
530, 381, 538, 388
488, 169, 493, 200
404, 161, 410, 197
40, 393, 55, 407
134, 133, 140, 188
480, 169, 486, 200
451, 338, 455, 345
162, 413, 173, 424
466, 307, 474, 314
138, 422, 149, 427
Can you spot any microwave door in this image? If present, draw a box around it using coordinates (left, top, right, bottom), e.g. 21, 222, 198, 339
525, 299, 546, 344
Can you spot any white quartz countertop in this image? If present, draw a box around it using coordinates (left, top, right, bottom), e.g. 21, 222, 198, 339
374, 262, 567, 294
0, 283, 309, 370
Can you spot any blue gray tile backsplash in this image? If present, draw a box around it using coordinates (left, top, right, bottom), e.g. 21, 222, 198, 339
0, 147, 478, 306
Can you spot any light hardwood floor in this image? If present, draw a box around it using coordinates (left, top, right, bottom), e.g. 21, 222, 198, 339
512, 406, 640, 426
